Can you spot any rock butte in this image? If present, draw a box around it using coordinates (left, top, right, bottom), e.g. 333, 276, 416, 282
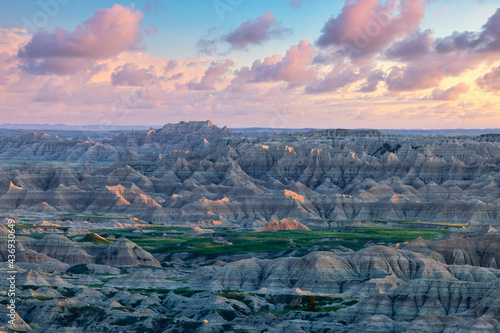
256, 218, 311, 231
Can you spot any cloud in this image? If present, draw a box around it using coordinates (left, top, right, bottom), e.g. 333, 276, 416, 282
384, 8, 500, 92
0, 52, 17, 85
290, 0, 305, 7
386, 64, 443, 92
111, 63, 155, 86
225, 12, 289, 50
164, 60, 178, 73
197, 12, 290, 55
144, 23, 159, 36
33, 78, 71, 102
187, 59, 235, 91
254, 40, 316, 82
385, 44, 486, 92
144, 0, 163, 14
32, 68, 102, 103
429, 83, 469, 101
18, 4, 143, 75
358, 69, 385, 93
306, 66, 369, 94
196, 31, 219, 56
477, 66, 500, 91
166, 72, 184, 81
228, 40, 316, 92
5, 1, 500, 129
0, 28, 30, 54
482, 8, 500, 52
310, 3, 500, 94
385, 29, 433, 61
435, 8, 500, 54
316, 0, 425, 58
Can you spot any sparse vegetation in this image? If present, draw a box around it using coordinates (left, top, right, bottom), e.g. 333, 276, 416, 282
67, 264, 90, 274
305, 295, 319, 312
112, 316, 142, 326
60, 288, 77, 298
78, 233, 112, 245
373, 142, 402, 155
87, 225, 446, 260
173, 287, 203, 298
98, 277, 117, 282
55, 305, 106, 325
216, 309, 239, 321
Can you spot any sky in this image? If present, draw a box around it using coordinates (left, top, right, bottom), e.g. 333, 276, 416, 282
0, 0, 499, 129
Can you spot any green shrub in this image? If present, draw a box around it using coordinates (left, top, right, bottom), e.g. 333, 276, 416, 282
305, 296, 318, 312
173, 287, 203, 298
67, 264, 90, 274
216, 309, 238, 321
112, 316, 145, 326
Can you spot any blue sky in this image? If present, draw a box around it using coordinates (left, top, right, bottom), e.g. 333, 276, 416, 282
1, 0, 499, 128
3, 0, 496, 63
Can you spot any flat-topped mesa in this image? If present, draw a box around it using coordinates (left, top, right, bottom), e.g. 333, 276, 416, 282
304, 128, 387, 138
157, 120, 230, 136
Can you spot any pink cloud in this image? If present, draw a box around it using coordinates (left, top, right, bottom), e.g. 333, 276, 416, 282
187, 59, 235, 91
386, 64, 443, 92
311, 4, 500, 93
290, 0, 305, 7
0, 52, 16, 85
225, 12, 289, 50
385, 29, 433, 61
18, 4, 143, 75
164, 60, 178, 73
316, 0, 425, 58
0, 28, 30, 54
144, 23, 159, 36
232, 40, 316, 89
33, 78, 71, 102
112, 63, 155, 86
429, 83, 470, 101
384, 8, 500, 93
255, 40, 316, 82
385, 49, 484, 92
33, 67, 105, 103
144, 0, 163, 14
435, 8, 500, 54
477, 66, 500, 92
306, 66, 369, 94
358, 69, 385, 93
197, 12, 290, 55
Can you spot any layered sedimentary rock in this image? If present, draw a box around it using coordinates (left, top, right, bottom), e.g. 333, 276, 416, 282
97, 238, 161, 267
4, 234, 158, 267
256, 218, 311, 231
191, 229, 500, 332
0, 121, 231, 162
3, 121, 500, 225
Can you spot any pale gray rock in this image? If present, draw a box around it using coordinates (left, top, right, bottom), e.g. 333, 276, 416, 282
96, 238, 161, 267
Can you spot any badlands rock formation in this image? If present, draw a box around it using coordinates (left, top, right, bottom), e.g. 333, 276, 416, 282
2, 121, 500, 225
190, 229, 500, 332
1, 233, 158, 267
183, 227, 215, 236
97, 238, 161, 267
2, 121, 500, 332
1, 224, 499, 332
256, 218, 311, 231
